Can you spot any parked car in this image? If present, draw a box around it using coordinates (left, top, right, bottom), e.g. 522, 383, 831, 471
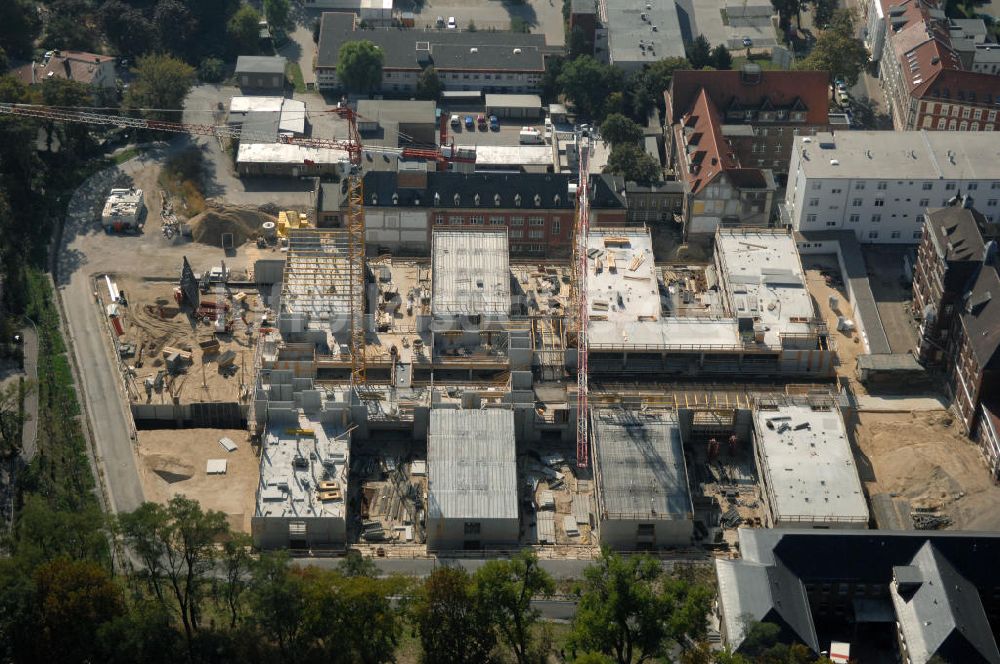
742, 36, 753, 47
489, 115, 500, 130
450, 114, 461, 128
447, 16, 457, 29
464, 115, 474, 129
476, 114, 488, 130
837, 89, 850, 106
436, 16, 445, 27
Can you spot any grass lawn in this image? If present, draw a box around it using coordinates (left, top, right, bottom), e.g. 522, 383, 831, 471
112, 147, 140, 164
732, 54, 784, 70
287, 62, 306, 94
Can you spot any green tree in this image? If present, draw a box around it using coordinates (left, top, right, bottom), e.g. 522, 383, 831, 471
0, 557, 37, 661
43, 0, 100, 52
33, 558, 124, 664
771, 0, 802, 30
0, 0, 42, 58
100, 1, 156, 58
813, 0, 838, 28
154, 0, 198, 57
41, 78, 94, 155
265, 0, 292, 31
511, 17, 531, 33
599, 113, 643, 146
0, 380, 31, 457
118, 498, 228, 651
605, 144, 661, 185
227, 5, 263, 55
124, 54, 196, 121
475, 550, 555, 664
569, 550, 713, 664
415, 566, 497, 664
711, 43, 733, 70
556, 55, 622, 120
250, 552, 308, 661
219, 533, 254, 628
338, 550, 380, 578
687, 35, 712, 69
198, 57, 226, 83
15, 497, 109, 567
96, 600, 183, 664
796, 9, 868, 86
338, 40, 384, 93
329, 573, 405, 663
569, 25, 592, 58
416, 65, 442, 101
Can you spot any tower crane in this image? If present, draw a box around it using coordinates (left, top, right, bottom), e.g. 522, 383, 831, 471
573, 137, 592, 469
0, 102, 471, 391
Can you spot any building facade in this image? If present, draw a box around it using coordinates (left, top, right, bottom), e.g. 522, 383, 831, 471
235, 56, 287, 92
784, 131, 1000, 243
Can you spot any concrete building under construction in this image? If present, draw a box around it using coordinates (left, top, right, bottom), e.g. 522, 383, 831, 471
586, 227, 834, 377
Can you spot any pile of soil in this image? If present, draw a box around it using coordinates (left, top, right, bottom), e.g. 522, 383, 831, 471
188, 207, 277, 247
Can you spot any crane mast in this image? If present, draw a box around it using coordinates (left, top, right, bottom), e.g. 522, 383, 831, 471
574, 138, 592, 469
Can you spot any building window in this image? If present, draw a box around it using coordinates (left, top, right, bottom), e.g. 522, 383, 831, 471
808, 198, 819, 207
806, 214, 817, 223
868, 231, 880, 239
528, 229, 545, 239
922, 182, 933, 190
511, 216, 524, 225
855, 182, 865, 190
968, 183, 978, 191
874, 198, 885, 207
552, 219, 560, 233
637, 524, 655, 537
849, 214, 860, 222
826, 221, 837, 227
989, 199, 998, 207
913, 231, 923, 239
811, 182, 822, 190
852, 198, 862, 207
463, 522, 481, 536
449, 216, 464, 225
872, 214, 882, 222
993, 182, 1000, 190
916, 214, 925, 223
945, 182, 957, 190
919, 198, 929, 207
891, 231, 901, 238
435, 215, 445, 225
509, 230, 523, 238
489, 216, 505, 225
831, 188, 842, 194
469, 215, 484, 225
528, 217, 545, 226
877, 182, 888, 190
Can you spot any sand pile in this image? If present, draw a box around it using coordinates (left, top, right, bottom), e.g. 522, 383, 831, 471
188, 207, 277, 247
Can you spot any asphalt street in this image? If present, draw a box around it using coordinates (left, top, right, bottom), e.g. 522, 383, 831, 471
17, 324, 38, 461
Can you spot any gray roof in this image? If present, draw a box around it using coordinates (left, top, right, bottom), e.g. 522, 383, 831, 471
960, 263, 1000, 370
242, 111, 281, 143
605, 0, 686, 66
318, 12, 548, 72
357, 99, 436, 124
235, 55, 287, 75
793, 131, 1000, 180
856, 352, 924, 372
591, 409, 692, 520
427, 409, 518, 520
925, 205, 990, 263
891, 542, 1000, 664
485, 93, 543, 109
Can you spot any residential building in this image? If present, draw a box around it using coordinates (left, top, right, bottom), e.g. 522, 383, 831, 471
670, 87, 776, 238
752, 400, 868, 529
864, 0, 1000, 131
338, 170, 625, 256
911, 203, 1000, 473
784, 130, 1000, 243
591, 408, 693, 549
598, 175, 685, 224
604, 0, 686, 71
426, 409, 519, 550
716, 528, 1000, 661
665, 68, 833, 179
235, 55, 287, 92
316, 12, 552, 93
14, 50, 117, 89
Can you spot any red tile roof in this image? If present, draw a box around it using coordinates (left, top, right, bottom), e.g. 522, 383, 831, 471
666, 69, 830, 127
675, 88, 740, 195
13, 51, 115, 87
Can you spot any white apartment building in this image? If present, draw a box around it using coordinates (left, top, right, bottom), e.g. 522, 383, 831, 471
784, 131, 1000, 243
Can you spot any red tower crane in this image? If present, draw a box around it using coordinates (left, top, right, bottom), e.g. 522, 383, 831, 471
574, 138, 592, 468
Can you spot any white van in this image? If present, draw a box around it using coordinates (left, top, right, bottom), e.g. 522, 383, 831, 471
519, 127, 543, 144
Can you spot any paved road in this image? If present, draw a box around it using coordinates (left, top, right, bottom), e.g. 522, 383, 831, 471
18, 325, 38, 461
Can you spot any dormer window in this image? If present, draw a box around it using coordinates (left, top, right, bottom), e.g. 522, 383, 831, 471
434, 192, 440, 205
392, 193, 399, 205
454, 193, 460, 206
494, 193, 501, 206
534, 194, 542, 207
514, 193, 522, 207
474, 193, 480, 206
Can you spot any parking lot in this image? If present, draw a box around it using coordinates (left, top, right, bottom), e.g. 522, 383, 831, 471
676, 0, 779, 51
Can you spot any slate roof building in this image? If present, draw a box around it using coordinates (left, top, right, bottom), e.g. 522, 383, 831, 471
235, 55, 287, 92
316, 12, 553, 93
716, 528, 1000, 662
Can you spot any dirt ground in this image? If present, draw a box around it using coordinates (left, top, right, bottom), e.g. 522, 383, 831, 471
802, 255, 868, 393
111, 276, 262, 405
137, 427, 258, 532
852, 410, 1000, 530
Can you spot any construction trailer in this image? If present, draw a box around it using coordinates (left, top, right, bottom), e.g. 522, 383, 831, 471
101, 188, 145, 231
426, 409, 519, 551
591, 408, 694, 549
